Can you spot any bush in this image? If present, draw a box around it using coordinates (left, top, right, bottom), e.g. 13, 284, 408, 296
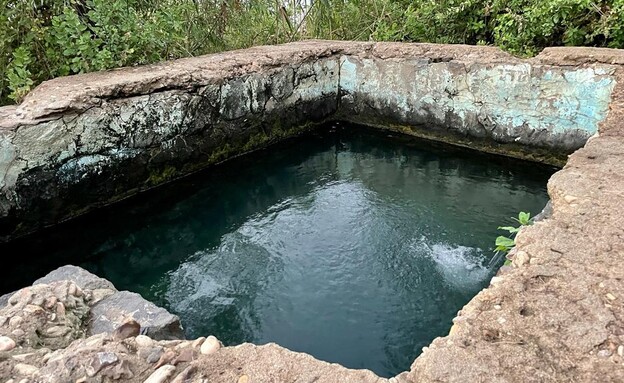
2, 0, 624, 105
0, 0, 226, 103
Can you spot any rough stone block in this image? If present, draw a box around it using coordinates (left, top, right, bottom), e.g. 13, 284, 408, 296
34, 265, 116, 291
89, 291, 184, 340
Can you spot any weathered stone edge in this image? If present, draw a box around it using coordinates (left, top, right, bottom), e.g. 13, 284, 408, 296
3, 40, 624, 129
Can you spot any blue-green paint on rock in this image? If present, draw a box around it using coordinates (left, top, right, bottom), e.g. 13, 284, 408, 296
339, 56, 616, 141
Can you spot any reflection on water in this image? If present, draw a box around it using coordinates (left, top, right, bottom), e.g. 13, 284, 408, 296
0, 124, 554, 377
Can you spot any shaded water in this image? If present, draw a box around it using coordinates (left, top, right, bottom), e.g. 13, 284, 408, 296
0, 124, 553, 377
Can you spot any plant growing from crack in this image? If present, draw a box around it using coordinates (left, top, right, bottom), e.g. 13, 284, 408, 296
489, 211, 532, 267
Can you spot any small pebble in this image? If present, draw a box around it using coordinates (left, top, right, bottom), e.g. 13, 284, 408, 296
74, 286, 83, 297
68, 283, 77, 297
490, 276, 503, 285
606, 293, 617, 301
238, 375, 249, 383
448, 324, 458, 336
30, 295, 45, 306
0, 336, 16, 351
514, 251, 529, 266
135, 335, 153, 348
11, 329, 25, 338
13, 363, 38, 376
174, 341, 191, 350
139, 347, 163, 364
597, 349, 612, 358
191, 337, 206, 348
494, 305, 502, 310
42, 352, 54, 363
46, 326, 70, 337
87, 352, 119, 377
618, 345, 624, 357
86, 335, 105, 348
12, 353, 35, 362
9, 316, 23, 327
23, 305, 44, 314
154, 350, 176, 369
8, 293, 19, 306
529, 257, 540, 265
56, 302, 66, 317
200, 336, 221, 355
171, 365, 196, 383
172, 348, 196, 365
44, 296, 58, 309
564, 195, 578, 203
113, 319, 140, 340
144, 365, 176, 383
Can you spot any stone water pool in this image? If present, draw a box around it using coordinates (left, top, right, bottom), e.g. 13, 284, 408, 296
0, 124, 554, 377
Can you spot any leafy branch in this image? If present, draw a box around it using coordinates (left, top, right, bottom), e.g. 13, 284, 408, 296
490, 211, 532, 267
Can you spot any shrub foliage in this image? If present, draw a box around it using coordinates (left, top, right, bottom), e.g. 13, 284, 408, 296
2, 0, 624, 104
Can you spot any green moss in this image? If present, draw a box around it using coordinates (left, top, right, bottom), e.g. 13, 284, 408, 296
148, 165, 178, 186
242, 131, 272, 152
207, 143, 234, 164
349, 120, 567, 167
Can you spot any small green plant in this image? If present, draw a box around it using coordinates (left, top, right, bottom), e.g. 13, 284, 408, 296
492, 211, 532, 266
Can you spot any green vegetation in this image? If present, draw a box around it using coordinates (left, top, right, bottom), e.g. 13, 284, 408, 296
3, 0, 624, 105
493, 211, 532, 266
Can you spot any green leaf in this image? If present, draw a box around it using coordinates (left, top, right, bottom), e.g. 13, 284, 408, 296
498, 226, 520, 233
518, 211, 531, 226
495, 236, 515, 249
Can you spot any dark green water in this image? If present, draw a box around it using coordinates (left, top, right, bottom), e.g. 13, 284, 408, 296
0, 125, 553, 377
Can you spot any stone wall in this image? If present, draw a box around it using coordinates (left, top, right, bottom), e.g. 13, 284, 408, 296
0, 40, 619, 241
338, 54, 615, 162
0, 48, 340, 241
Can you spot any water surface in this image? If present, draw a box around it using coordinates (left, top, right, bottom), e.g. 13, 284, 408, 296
1, 124, 553, 377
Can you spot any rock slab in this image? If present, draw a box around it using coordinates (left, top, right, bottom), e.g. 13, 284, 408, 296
34, 265, 116, 291
89, 291, 184, 340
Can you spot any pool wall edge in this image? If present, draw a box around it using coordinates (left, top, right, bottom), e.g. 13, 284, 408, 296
1, 41, 620, 241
